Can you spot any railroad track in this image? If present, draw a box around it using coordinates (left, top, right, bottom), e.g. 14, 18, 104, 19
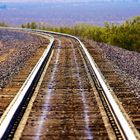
0, 28, 139, 139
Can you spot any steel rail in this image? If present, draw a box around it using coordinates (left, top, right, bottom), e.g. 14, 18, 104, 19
38, 30, 138, 140
0, 31, 54, 139
0, 27, 138, 140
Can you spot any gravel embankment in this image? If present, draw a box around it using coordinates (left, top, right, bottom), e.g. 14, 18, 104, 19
96, 42, 140, 97
0, 29, 48, 88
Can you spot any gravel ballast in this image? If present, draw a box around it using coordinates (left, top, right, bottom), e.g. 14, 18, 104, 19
95, 42, 140, 97
0, 29, 48, 88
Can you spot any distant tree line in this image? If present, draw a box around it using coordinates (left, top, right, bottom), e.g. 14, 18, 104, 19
21, 22, 37, 29
2, 16, 140, 52
0, 22, 8, 27
45, 16, 140, 52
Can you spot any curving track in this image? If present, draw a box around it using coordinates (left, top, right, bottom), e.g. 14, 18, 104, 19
0, 28, 139, 140
15, 37, 110, 140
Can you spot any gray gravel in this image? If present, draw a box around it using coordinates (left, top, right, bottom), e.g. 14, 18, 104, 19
0, 29, 48, 88
96, 42, 140, 97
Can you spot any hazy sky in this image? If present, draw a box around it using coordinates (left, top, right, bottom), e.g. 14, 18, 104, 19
0, 0, 137, 3
0, 0, 127, 3
0, 0, 94, 2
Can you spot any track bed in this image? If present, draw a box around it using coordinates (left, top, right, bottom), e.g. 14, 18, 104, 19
83, 40, 140, 136
0, 29, 49, 119
0, 30, 139, 140
18, 37, 110, 139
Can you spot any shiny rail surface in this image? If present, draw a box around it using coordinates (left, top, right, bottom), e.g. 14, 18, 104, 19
0, 27, 138, 139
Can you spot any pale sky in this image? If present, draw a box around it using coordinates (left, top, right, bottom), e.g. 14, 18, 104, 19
0, 0, 94, 2
0, 0, 122, 3
0, 0, 135, 3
